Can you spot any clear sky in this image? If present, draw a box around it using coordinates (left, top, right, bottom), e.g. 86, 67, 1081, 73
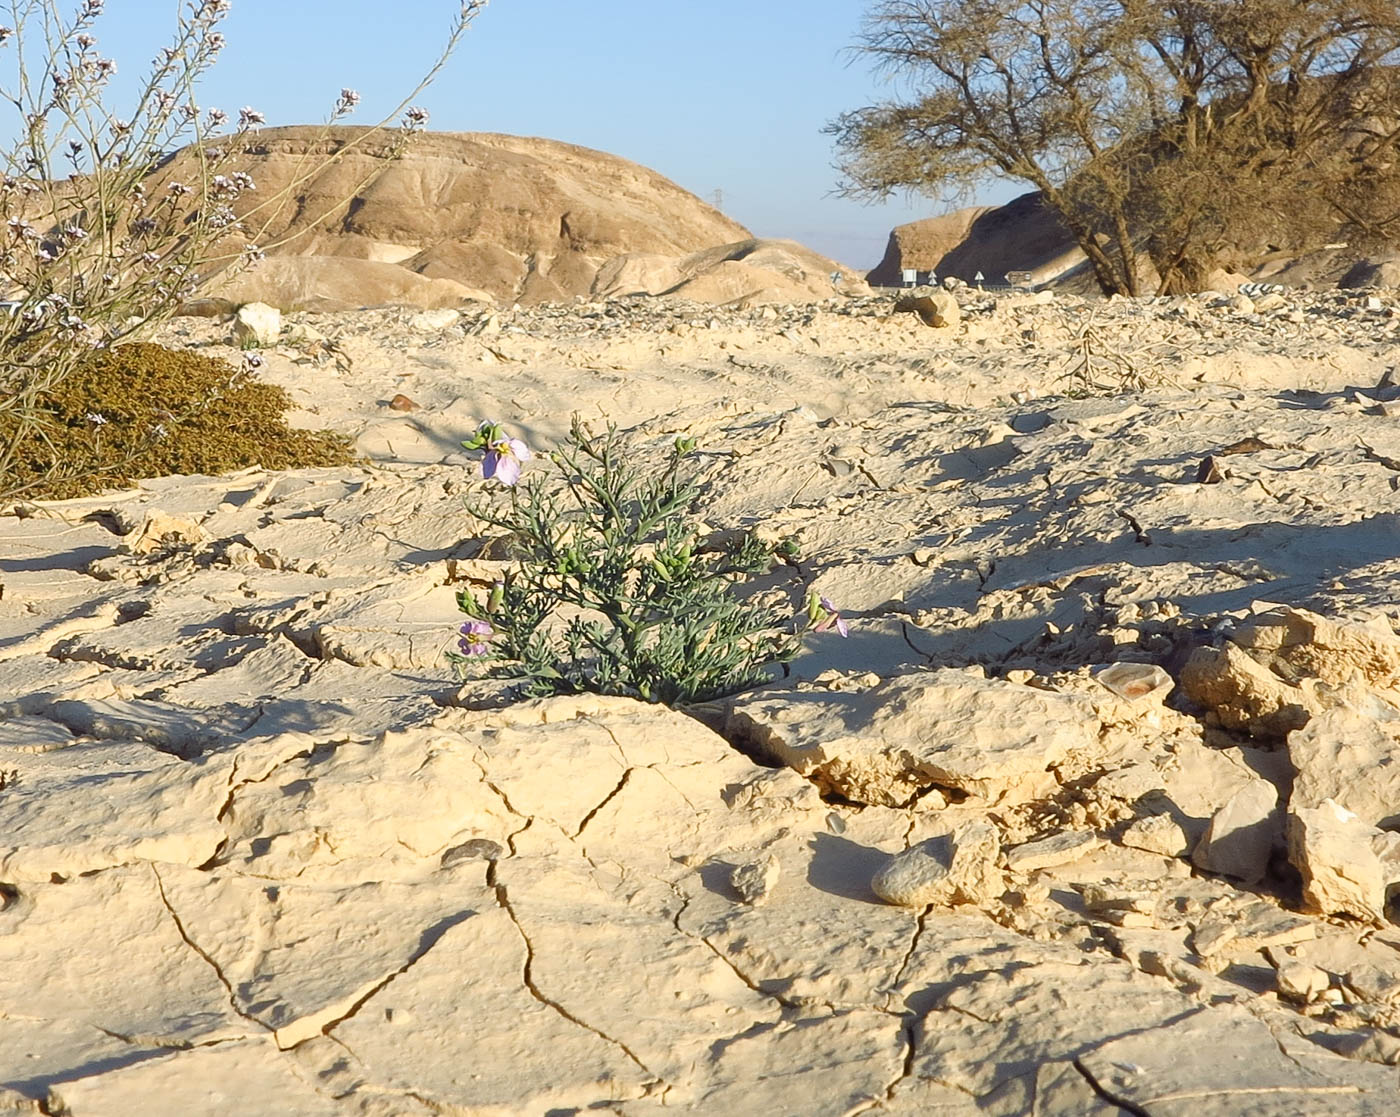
87, 0, 1018, 269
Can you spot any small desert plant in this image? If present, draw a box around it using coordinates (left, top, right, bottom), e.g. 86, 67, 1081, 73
451, 418, 844, 705
0, 342, 354, 498
0, 0, 485, 500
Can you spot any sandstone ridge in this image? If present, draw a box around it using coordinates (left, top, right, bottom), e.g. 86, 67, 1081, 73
166, 127, 863, 311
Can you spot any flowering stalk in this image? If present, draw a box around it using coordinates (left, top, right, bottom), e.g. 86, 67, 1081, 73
0, 1, 488, 500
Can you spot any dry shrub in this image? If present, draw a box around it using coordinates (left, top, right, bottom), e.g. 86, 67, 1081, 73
0, 342, 353, 500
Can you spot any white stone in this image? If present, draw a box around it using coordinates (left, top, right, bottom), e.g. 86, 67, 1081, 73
730, 855, 781, 905
1192, 778, 1281, 884
232, 301, 281, 347
408, 307, 460, 331
871, 821, 1002, 908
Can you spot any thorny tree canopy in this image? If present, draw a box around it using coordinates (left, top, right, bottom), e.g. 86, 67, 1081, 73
831, 1, 1400, 294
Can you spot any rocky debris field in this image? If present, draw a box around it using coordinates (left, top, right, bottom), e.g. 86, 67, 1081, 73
3, 283, 1400, 1114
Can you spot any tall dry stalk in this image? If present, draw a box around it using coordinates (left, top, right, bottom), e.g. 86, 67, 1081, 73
0, 0, 486, 499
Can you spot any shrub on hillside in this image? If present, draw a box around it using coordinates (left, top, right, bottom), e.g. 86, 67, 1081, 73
0, 342, 354, 500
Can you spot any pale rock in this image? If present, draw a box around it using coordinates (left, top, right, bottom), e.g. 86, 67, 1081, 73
1288, 703, 1400, 828
871, 820, 1002, 908
48, 1039, 344, 1117
1076, 1011, 1400, 1113
408, 307, 459, 331
126, 510, 208, 555
232, 301, 281, 347
730, 855, 780, 905
327, 904, 654, 1111
1228, 293, 1256, 314
1253, 292, 1288, 313
1190, 899, 1315, 959
1180, 640, 1313, 736
1288, 800, 1396, 921
628, 1009, 907, 1116
1181, 606, 1400, 737
1276, 959, 1331, 1002
1345, 963, 1400, 1005
1120, 813, 1190, 857
1234, 606, 1400, 691
156, 864, 496, 1047
1094, 662, 1173, 703
1191, 778, 1281, 884
1005, 829, 1102, 872
218, 727, 517, 883
896, 289, 961, 328
726, 670, 1101, 807
1081, 883, 1159, 928
0, 740, 242, 881
0, 866, 248, 1074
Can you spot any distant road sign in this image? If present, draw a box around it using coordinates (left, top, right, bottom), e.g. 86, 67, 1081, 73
902, 268, 917, 287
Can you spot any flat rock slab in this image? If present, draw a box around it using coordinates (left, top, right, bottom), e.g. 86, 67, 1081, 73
0, 741, 233, 881
726, 670, 1101, 806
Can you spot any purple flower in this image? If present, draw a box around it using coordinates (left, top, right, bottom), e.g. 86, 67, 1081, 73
483, 436, 531, 486
465, 421, 532, 486
805, 590, 850, 638
458, 619, 493, 657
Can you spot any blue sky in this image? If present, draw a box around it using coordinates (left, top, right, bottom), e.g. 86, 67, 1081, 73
87, 0, 1019, 268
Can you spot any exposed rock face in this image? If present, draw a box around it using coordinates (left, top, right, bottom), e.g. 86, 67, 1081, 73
868, 192, 1083, 287
1288, 800, 1400, 921
160, 127, 855, 311
725, 670, 1101, 807
9, 288, 1400, 1109
876, 190, 1398, 293
163, 127, 748, 306
1180, 605, 1400, 737
591, 238, 865, 304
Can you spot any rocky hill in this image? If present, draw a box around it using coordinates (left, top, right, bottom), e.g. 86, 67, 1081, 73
874, 190, 1400, 293
158, 127, 862, 310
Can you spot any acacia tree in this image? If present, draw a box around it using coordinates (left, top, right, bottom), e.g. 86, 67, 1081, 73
830, 0, 1400, 294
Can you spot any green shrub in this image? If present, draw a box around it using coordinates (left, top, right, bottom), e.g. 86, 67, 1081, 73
453, 418, 805, 705
0, 342, 354, 500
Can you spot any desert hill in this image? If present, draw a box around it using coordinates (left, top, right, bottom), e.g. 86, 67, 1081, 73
158, 127, 862, 309
874, 190, 1400, 293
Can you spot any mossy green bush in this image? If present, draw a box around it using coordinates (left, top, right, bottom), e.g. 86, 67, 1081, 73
0, 342, 355, 500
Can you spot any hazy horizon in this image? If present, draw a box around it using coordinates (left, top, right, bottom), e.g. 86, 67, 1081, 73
79, 0, 1022, 270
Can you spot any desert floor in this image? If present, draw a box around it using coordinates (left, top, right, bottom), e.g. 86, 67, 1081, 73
4, 286, 1400, 1114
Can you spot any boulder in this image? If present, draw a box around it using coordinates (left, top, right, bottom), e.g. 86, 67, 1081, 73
871, 821, 1002, 908
894, 288, 961, 328
1288, 703, 1400, 829
1191, 778, 1282, 884
725, 670, 1101, 807
1288, 800, 1400, 922
231, 301, 281, 347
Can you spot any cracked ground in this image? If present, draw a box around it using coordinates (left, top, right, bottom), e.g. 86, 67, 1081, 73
4, 291, 1400, 1113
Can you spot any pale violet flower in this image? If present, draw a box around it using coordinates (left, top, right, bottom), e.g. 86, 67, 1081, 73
463, 421, 532, 486
458, 619, 493, 657
805, 590, 850, 638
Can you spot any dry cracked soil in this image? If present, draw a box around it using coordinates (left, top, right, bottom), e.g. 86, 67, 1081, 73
4, 284, 1400, 1114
